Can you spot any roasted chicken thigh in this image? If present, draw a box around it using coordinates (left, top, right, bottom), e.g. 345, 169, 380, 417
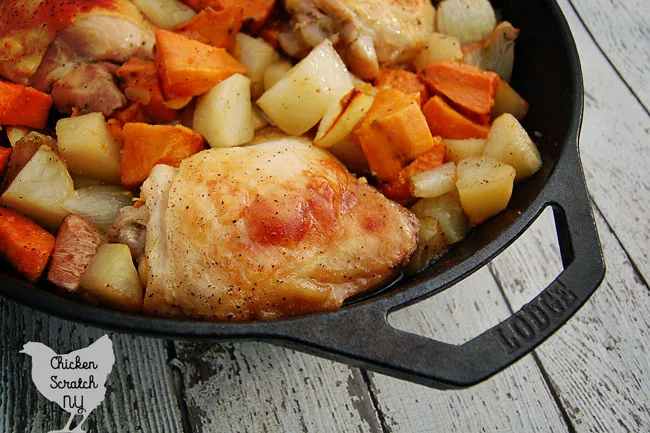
141, 138, 418, 320
282, 0, 435, 79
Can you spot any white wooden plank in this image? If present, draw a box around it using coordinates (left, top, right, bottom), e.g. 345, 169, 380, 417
369, 263, 568, 433
551, 0, 650, 285
489, 208, 650, 432
569, 0, 650, 109
174, 341, 382, 432
0, 299, 186, 433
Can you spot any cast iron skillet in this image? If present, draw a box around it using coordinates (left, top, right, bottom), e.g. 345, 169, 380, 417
0, 0, 605, 388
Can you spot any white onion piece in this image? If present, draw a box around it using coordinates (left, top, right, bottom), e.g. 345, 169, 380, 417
63, 186, 134, 232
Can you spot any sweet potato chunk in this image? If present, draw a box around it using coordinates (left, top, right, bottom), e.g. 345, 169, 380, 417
120, 123, 205, 187
422, 95, 490, 139
0, 207, 55, 282
174, 7, 242, 49
154, 29, 247, 100
374, 69, 429, 106
354, 88, 436, 180
0, 81, 53, 129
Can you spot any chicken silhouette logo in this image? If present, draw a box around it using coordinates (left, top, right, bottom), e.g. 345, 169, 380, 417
20, 335, 116, 433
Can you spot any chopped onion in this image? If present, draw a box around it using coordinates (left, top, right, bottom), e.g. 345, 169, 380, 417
63, 186, 134, 232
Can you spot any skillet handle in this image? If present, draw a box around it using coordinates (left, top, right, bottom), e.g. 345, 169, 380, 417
276, 157, 605, 389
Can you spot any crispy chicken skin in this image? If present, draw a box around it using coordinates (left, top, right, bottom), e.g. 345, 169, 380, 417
0, 0, 154, 114
282, 0, 435, 79
141, 138, 418, 320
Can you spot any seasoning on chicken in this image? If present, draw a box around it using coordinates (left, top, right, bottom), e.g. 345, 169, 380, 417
141, 137, 419, 320
281, 0, 435, 79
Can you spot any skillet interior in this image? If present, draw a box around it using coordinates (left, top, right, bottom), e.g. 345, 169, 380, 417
0, 0, 580, 335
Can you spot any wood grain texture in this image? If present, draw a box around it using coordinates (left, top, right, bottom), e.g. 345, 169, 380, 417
0, 299, 186, 433
174, 341, 382, 432
490, 208, 650, 432
370, 264, 569, 433
570, 0, 650, 110
554, 0, 650, 285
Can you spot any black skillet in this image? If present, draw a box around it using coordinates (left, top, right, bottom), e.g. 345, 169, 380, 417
0, 0, 605, 388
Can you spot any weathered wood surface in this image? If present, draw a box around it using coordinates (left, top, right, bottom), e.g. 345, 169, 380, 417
1, 0, 649, 432
569, 0, 650, 110
0, 299, 185, 433
564, 0, 650, 285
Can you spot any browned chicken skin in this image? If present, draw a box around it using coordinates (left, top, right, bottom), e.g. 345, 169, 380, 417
281, 0, 435, 79
141, 138, 419, 321
0, 0, 154, 114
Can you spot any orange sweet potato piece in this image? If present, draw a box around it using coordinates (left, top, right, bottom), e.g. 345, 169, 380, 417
120, 123, 205, 187
420, 61, 500, 116
354, 88, 436, 181
380, 140, 445, 205
154, 29, 247, 100
0, 207, 55, 282
0, 81, 53, 129
174, 7, 242, 49
116, 58, 180, 124
111, 102, 150, 126
214, 0, 275, 29
422, 95, 490, 139
0, 146, 12, 177
374, 69, 430, 107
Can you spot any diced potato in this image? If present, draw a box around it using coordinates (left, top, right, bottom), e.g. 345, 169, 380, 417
257, 39, 354, 136
437, 0, 497, 44
483, 113, 542, 182
235, 33, 281, 99
5, 126, 30, 147
405, 217, 449, 275
63, 186, 134, 232
0, 131, 58, 192
79, 243, 143, 313
491, 81, 529, 121
456, 156, 516, 226
70, 174, 105, 190
413, 33, 463, 71
251, 105, 270, 131
263, 60, 292, 92
443, 138, 486, 163
132, 0, 196, 30
410, 162, 457, 198
314, 88, 374, 149
0, 145, 73, 231
326, 136, 370, 174
194, 73, 254, 148
410, 190, 470, 243
55, 112, 121, 183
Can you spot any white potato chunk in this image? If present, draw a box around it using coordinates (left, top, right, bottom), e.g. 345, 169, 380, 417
236, 33, 282, 99
263, 60, 293, 92
483, 113, 542, 182
63, 186, 134, 232
410, 162, 457, 198
257, 39, 354, 136
314, 88, 374, 149
437, 0, 497, 44
55, 112, 121, 183
456, 156, 516, 226
5, 126, 30, 147
79, 243, 143, 313
405, 217, 449, 275
410, 190, 470, 243
194, 73, 254, 148
491, 81, 529, 121
132, 0, 195, 30
413, 33, 463, 71
443, 138, 486, 163
0, 145, 73, 230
